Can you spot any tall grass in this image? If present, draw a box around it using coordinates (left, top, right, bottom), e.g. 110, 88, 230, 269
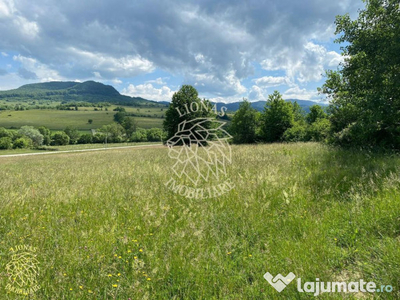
0, 142, 399, 299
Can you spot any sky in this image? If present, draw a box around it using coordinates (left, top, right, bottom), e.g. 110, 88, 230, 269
0, 0, 364, 103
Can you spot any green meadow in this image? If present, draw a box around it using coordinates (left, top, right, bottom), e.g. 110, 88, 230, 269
0, 107, 164, 132
0, 142, 399, 299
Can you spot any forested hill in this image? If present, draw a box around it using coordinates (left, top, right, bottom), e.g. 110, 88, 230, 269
0, 81, 163, 107
218, 99, 328, 113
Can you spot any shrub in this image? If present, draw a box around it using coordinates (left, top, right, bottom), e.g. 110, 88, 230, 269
0, 137, 13, 149
52, 132, 70, 146
78, 134, 93, 144
13, 137, 32, 149
131, 128, 148, 142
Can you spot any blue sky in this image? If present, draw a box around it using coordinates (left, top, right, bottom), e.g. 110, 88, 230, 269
0, 0, 363, 103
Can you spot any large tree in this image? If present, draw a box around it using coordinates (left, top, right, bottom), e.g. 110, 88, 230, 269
261, 91, 294, 142
230, 99, 258, 144
320, 0, 400, 148
163, 85, 211, 140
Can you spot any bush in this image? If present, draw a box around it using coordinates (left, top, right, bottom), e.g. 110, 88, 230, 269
93, 133, 106, 143
283, 123, 308, 142
146, 128, 166, 142
0, 137, 13, 149
130, 128, 148, 142
0, 127, 12, 138
78, 134, 93, 144
52, 132, 70, 146
307, 118, 331, 142
13, 137, 32, 149
18, 126, 44, 147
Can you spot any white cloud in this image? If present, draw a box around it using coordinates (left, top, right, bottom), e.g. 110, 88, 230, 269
283, 85, 319, 100
121, 83, 175, 101
248, 85, 267, 101
13, 54, 64, 82
146, 77, 166, 85
66, 47, 155, 78
1, 51, 8, 57
254, 76, 289, 87
111, 78, 122, 85
261, 42, 343, 83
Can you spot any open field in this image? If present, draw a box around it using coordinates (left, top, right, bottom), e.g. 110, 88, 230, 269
0, 108, 164, 132
0, 143, 399, 299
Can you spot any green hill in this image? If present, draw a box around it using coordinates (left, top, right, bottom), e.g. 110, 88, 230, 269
0, 80, 162, 107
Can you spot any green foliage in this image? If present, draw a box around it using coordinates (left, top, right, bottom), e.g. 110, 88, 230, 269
320, 0, 400, 148
99, 123, 125, 143
163, 85, 211, 140
64, 126, 81, 144
130, 128, 148, 142
260, 91, 294, 142
282, 122, 308, 142
146, 128, 166, 142
18, 125, 44, 147
122, 117, 138, 136
52, 132, 70, 146
0, 137, 13, 149
38, 126, 51, 145
306, 105, 327, 124
78, 134, 93, 144
13, 137, 32, 149
113, 112, 126, 124
307, 118, 331, 142
88, 119, 93, 124
230, 99, 258, 144
0, 127, 12, 138
292, 101, 306, 123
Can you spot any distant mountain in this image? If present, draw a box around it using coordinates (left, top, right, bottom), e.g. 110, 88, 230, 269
0, 81, 165, 107
213, 99, 328, 113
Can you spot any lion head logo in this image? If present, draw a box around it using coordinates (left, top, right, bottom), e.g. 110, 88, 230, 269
166, 118, 232, 186
6, 250, 40, 289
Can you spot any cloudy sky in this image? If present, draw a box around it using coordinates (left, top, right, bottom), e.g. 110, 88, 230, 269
0, 0, 363, 103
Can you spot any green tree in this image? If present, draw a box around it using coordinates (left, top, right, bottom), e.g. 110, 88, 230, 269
306, 105, 327, 124
0, 127, 12, 138
18, 126, 43, 147
113, 112, 126, 124
230, 99, 258, 144
78, 134, 93, 144
292, 101, 306, 123
122, 117, 138, 136
13, 137, 32, 149
99, 123, 125, 143
146, 128, 166, 142
38, 126, 51, 145
130, 128, 148, 142
52, 132, 70, 146
320, 0, 400, 148
64, 126, 81, 144
163, 85, 211, 141
260, 91, 294, 142
88, 119, 93, 124
0, 137, 13, 149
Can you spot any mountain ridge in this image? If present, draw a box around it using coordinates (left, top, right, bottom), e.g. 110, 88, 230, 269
0, 80, 162, 107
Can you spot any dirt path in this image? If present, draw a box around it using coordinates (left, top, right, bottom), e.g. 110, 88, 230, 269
0, 144, 164, 158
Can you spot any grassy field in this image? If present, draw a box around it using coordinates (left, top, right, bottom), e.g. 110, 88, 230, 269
0, 143, 399, 299
0, 107, 164, 132
0, 142, 162, 156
